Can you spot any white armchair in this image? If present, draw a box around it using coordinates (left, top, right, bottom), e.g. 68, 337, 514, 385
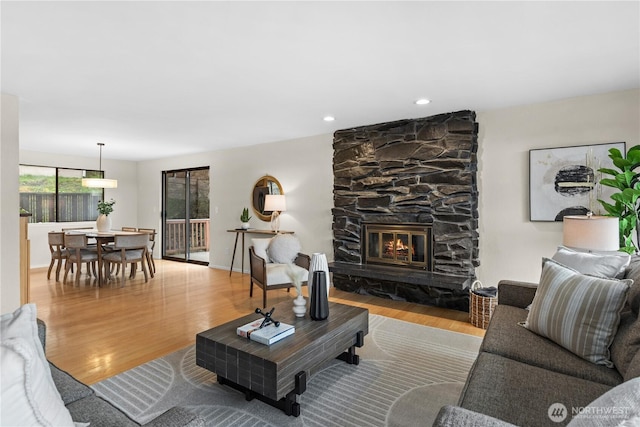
248, 236, 310, 308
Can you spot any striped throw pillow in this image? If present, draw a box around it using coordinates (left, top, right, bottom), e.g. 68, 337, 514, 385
524, 258, 631, 367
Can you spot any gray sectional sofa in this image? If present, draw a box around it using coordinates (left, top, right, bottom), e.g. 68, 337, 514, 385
434, 257, 640, 426
37, 320, 204, 427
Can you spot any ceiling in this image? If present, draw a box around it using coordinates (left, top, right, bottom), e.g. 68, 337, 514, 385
2, 1, 639, 161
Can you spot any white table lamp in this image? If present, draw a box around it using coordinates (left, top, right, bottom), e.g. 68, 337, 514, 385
264, 194, 286, 233
563, 215, 619, 252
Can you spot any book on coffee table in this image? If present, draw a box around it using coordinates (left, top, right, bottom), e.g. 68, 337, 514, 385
237, 319, 295, 345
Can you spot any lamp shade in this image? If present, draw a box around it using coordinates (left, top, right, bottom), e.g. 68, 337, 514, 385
81, 178, 118, 188
82, 143, 118, 188
264, 194, 286, 212
562, 215, 619, 251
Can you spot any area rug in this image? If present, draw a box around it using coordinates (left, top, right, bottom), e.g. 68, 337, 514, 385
92, 314, 482, 426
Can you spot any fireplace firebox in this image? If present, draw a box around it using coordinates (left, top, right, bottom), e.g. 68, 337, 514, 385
363, 223, 432, 271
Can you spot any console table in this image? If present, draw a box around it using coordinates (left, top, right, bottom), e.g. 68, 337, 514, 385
227, 229, 294, 276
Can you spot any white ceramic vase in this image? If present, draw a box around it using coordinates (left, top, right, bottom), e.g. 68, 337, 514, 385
96, 214, 111, 232
293, 295, 306, 317
308, 253, 330, 299
241, 222, 250, 230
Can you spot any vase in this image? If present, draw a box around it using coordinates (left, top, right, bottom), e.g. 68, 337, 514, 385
292, 295, 306, 318
309, 271, 329, 321
308, 253, 330, 299
96, 214, 111, 232
241, 222, 250, 230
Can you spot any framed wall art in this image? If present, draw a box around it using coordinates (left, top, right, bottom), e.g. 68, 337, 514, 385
529, 142, 625, 222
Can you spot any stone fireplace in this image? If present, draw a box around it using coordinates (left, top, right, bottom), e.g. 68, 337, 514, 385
330, 110, 479, 311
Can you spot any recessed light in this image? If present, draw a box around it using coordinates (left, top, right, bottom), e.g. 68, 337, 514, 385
415, 99, 431, 105
323, 116, 335, 122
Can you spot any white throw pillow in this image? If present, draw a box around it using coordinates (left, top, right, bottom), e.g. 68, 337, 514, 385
523, 259, 631, 367
567, 377, 640, 426
552, 245, 631, 278
252, 238, 273, 263
267, 234, 301, 264
1, 304, 75, 426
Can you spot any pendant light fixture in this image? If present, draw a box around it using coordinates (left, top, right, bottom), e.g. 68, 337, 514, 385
82, 143, 118, 188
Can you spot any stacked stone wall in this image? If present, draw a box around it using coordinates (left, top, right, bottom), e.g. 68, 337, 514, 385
332, 110, 479, 280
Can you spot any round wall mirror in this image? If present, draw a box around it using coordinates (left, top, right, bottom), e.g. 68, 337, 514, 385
252, 175, 284, 221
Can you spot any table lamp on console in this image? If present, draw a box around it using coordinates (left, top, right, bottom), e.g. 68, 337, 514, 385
264, 194, 286, 233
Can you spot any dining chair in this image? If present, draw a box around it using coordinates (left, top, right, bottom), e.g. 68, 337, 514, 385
47, 232, 69, 282
62, 227, 98, 251
121, 227, 137, 232
102, 233, 150, 286
137, 228, 156, 276
63, 234, 99, 284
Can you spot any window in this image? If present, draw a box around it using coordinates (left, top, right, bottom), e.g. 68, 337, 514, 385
19, 165, 104, 223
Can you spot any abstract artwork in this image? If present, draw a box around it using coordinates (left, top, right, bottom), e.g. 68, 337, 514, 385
529, 142, 625, 221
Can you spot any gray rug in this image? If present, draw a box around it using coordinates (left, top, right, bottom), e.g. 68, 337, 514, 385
92, 314, 482, 426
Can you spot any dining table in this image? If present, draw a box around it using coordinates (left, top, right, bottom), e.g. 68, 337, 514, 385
64, 229, 145, 286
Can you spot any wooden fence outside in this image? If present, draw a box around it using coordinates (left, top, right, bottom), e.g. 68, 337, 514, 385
20, 193, 102, 222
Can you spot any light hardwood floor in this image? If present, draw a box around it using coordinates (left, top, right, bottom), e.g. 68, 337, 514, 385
29, 260, 484, 385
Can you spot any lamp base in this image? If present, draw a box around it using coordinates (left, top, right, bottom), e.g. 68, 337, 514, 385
270, 211, 280, 233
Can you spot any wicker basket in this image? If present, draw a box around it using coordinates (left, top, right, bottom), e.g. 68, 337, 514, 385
469, 280, 497, 329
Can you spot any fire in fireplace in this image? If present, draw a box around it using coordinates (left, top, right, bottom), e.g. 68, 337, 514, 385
363, 223, 432, 270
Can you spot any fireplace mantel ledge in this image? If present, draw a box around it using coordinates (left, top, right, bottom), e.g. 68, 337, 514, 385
328, 262, 472, 291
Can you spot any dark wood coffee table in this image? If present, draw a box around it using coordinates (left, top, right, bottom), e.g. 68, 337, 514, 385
195, 300, 369, 417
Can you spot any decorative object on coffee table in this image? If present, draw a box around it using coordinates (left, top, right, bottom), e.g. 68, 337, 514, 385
308, 252, 330, 298
309, 271, 329, 320
287, 264, 306, 317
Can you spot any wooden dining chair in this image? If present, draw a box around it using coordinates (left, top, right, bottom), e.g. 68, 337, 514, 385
47, 232, 69, 282
121, 227, 137, 232
63, 234, 98, 284
137, 228, 156, 276
102, 233, 150, 286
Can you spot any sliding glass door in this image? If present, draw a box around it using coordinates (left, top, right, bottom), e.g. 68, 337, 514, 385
162, 167, 210, 265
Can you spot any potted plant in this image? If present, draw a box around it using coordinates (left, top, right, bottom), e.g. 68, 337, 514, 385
96, 199, 116, 232
598, 145, 640, 254
240, 207, 252, 230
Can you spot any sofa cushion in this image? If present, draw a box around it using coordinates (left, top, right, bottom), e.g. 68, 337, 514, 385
552, 245, 630, 278
623, 255, 640, 290
523, 258, 631, 367
265, 263, 309, 286
459, 352, 612, 427
1, 304, 75, 427
433, 405, 517, 427
481, 305, 622, 386
49, 362, 94, 405
66, 395, 139, 427
625, 351, 640, 382
567, 377, 640, 426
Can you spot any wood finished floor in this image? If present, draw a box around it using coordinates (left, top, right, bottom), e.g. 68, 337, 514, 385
29, 259, 485, 385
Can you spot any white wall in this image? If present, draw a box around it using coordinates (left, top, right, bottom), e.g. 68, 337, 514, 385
136, 133, 334, 271
20, 150, 138, 268
476, 88, 640, 287
1, 94, 21, 312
